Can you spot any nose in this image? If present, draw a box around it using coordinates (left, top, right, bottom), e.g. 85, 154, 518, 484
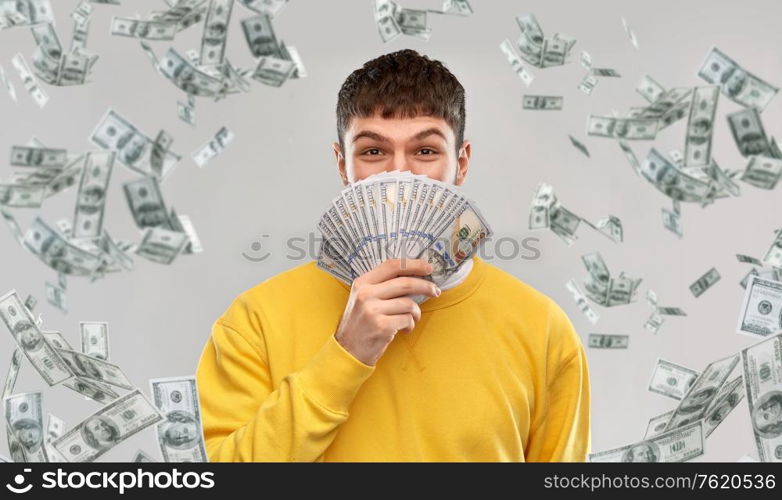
389, 153, 411, 173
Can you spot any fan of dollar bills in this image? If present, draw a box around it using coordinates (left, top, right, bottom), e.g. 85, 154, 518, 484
316, 171, 492, 299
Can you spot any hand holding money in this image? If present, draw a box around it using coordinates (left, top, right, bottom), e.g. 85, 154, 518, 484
334, 258, 440, 366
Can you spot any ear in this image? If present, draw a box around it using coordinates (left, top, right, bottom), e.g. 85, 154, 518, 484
333, 141, 349, 186
454, 140, 471, 186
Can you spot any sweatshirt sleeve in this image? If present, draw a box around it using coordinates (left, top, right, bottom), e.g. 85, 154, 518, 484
524, 303, 592, 462
196, 318, 376, 462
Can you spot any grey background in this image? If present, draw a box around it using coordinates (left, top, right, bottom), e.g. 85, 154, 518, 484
1, 0, 781, 461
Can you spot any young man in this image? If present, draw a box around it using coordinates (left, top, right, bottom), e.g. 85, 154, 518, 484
196, 49, 591, 461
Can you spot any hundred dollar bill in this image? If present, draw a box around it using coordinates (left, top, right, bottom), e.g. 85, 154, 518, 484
568, 135, 590, 158
24, 217, 103, 276
2, 348, 21, 400
241, 13, 280, 58
661, 207, 683, 238
72, 151, 114, 239
648, 359, 699, 400
528, 182, 554, 229
741, 155, 782, 190
177, 99, 195, 125
10, 53, 48, 108
52, 389, 163, 462
150, 376, 208, 462
591, 68, 621, 78
63, 376, 120, 404
192, 126, 235, 167
589, 420, 704, 462
96, 230, 134, 271
133, 449, 156, 462
741, 333, 782, 461
0, 183, 45, 208
0, 290, 72, 385
586, 115, 657, 140
727, 108, 772, 157
279, 42, 306, 78
90, 109, 180, 180
45, 281, 67, 313
136, 227, 189, 264
657, 306, 687, 316
697, 47, 778, 111
4, 392, 47, 462
499, 39, 533, 87
522, 95, 562, 110
595, 215, 622, 242
637, 75, 664, 103
239, 0, 288, 18
621, 16, 638, 49
123, 177, 174, 230
640, 148, 712, 203
644, 410, 674, 439
665, 353, 740, 431
80, 321, 109, 360
566, 278, 599, 324
763, 230, 782, 268
737, 275, 782, 338
374, 0, 402, 43
44, 413, 67, 462
110, 17, 176, 40
578, 74, 598, 95
200, 0, 234, 66
684, 86, 719, 167
588, 333, 628, 349
55, 348, 132, 390
689, 267, 721, 298
10, 146, 67, 168
703, 375, 744, 438
170, 211, 203, 254
251, 55, 294, 87
0, 63, 17, 101
158, 48, 225, 97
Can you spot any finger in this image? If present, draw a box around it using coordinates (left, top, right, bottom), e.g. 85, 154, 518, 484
375, 297, 421, 322
374, 276, 440, 300
362, 258, 433, 284
387, 313, 416, 334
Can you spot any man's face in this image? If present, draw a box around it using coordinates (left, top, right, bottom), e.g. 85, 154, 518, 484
334, 112, 470, 186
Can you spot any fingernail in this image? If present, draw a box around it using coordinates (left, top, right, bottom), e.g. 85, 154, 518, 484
434, 286, 441, 297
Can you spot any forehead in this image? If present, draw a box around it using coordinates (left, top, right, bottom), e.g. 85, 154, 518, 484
346, 112, 454, 142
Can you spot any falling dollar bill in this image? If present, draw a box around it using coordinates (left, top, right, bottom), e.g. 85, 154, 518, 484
741, 155, 782, 190
136, 227, 189, 264
2, 348, 22, 400
110, 17, 177, 40
589, 420, 704, 462
727, 108, 772, 157
664, 353, 740, 431
10, 146, 67, 167
684, 86, 719, 167
644, 411, 674, 439
588, 334, 628, 349
10, 53, 48, 108
54, 348, 132, 390
737, 275, 782, 338
648, 359, 699, 400
697, 47, 778, 111
80, 321, 109, 360
123, 176, 173, 230
522, 95, 562, 110
636, 74, 664, 103
0, 63, 17, 102
741, 333, 782, 462
566, 278, 599, 324
4, 392, 48, 462
0, 290, 72, 385
192, 126, 235, 167
44, 413, 67, 462
578, 74, 598, 95
702, 375, 744, 439
52, 389, 163, 462
568, 135, 590, 158
72, 151, 115, 239
150, 376, 208, 462
45, 281, 67, 313
200, 0, 234, 66
251, 55, 294, 86
499, 39, 533, 86
24, 217, 103, 276
587, 115, 657, 140
661, 208, 683, 238
620, 16, 638, 49
689, 267, 721, 298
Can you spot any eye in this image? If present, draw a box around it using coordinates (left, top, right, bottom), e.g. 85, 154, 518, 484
362, 148, 383, 156
417, 148, 438, 155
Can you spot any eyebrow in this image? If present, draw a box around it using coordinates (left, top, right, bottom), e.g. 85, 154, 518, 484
351, 127, 448, 144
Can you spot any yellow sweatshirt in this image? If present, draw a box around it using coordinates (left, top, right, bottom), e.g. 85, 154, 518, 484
196, 255, 591, 461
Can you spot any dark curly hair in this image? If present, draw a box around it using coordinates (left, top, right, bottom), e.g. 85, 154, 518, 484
336, 49, 466, 156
